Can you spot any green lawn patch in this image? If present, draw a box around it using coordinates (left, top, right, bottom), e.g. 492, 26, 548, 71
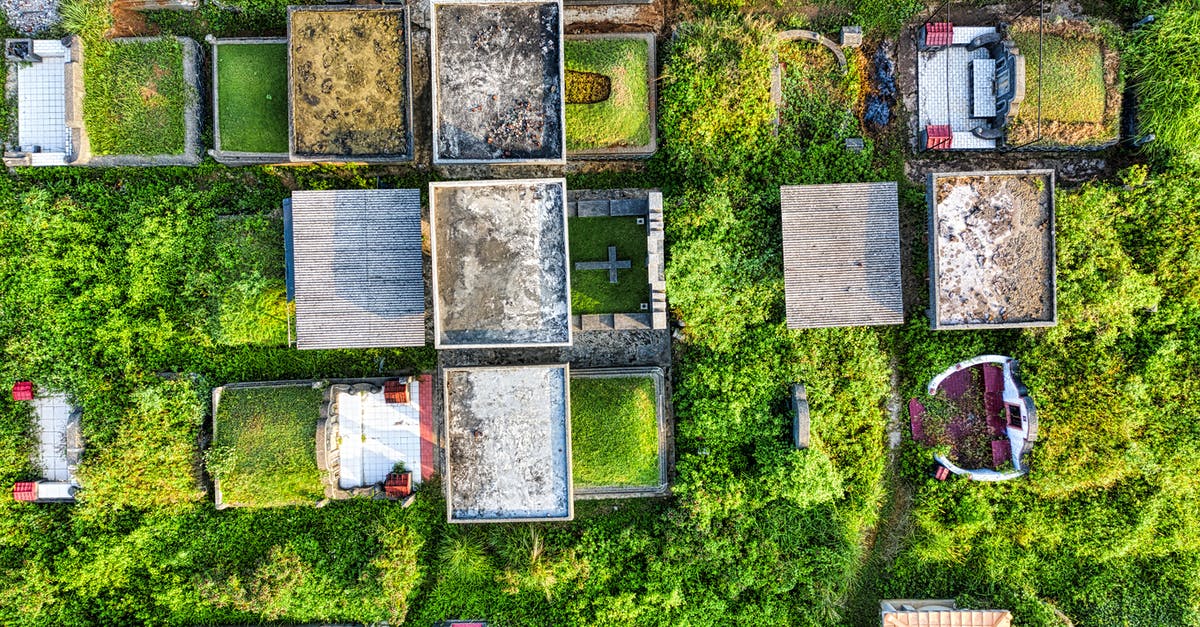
565, 37, 651, 151
1016, 34, 1105, 123
568, 215, 648, 314
210, 385, 325, 507
83, 38, 189, 155
216, 43, 288, 153
1009, 19, 1122, 147
570, 376, 659, 487
211, 215, 290, 346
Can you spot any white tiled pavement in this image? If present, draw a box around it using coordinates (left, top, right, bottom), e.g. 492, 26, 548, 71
917, 31, 998, 150
16, 40, 69, 154
335, 386, 422, 489
32, 394, 73, 482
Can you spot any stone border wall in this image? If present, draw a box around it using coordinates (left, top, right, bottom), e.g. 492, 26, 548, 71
572, 366, 672, 499
207, 36, 291, 166
80, 36, 204, 167
565, 32, 657, 160
568, 189, 666, 331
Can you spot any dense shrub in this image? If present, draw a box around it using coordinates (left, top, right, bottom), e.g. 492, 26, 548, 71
75, 378, 207, 510
868, 169, 1200, 625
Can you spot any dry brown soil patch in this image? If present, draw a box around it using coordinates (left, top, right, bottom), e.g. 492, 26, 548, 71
290, 9, 410, 158
933, 173, 1054, 325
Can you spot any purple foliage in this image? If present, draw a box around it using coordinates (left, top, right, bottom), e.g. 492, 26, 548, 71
865, 48, 897, 129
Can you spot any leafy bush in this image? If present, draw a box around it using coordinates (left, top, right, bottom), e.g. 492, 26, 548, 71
75, 378, 206, 510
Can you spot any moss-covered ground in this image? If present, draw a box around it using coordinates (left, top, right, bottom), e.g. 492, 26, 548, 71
216, 43, 288, 153
211, 385, 324, 508
570, 376, 659, 487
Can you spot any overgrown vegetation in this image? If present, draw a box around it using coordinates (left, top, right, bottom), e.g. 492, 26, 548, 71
75, 377, 207, 510
1130, 0, 1200, 168
564, 37, 652, 151
567, 216, 649, 314
209, 385, 324, 508
210, 214, 290, 346
851, 167, 1200, 626
570, 376, 659, 487
2, 3, 1200, 626
216, 43, 289, 153
81, 33, 191, 155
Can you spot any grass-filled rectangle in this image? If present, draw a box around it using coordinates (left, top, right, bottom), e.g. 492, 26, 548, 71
216, 43, 289, 153
210, 385, 325, 508
83, 38, 189, 155
1014, 33, 1105, 124
1007, 19, 1122, 147
565, 37, 651, 151
570, 376, 659, 488
568, 215, 648, 314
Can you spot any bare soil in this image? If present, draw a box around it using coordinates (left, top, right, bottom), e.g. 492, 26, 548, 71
933, 172, 1054, 325
433, 2, 563, 161
289, 8, 410, 158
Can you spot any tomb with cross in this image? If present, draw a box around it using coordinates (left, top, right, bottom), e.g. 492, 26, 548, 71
574, 245, 631, 284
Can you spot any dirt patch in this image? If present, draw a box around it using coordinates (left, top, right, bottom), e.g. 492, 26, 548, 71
109, 0, 157, 38
445, 365, 571, 521
432, 1, 563, 162
289, 8, 411, 159
432, 181, 570, 347
932, 171, 1054, 326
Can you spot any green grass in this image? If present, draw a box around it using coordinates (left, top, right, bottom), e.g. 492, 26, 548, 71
1013, 32, 1106, 124
210, 385, 325, 507
568, 215, 648, 314
1130, 2, 1200, 168
83, 38, 190, 155
570, 376, 659, 487
212, 215, 290, 346
216, 43, 289, 153
564, 37, 651, 151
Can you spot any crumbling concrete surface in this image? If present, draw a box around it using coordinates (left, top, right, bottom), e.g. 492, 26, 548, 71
433, 1, 563, 161
445, 365, 571, 521
433, 180, 570, 347
934, 172, 1054, 325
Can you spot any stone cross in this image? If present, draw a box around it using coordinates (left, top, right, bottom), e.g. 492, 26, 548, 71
574, 245, 631, 284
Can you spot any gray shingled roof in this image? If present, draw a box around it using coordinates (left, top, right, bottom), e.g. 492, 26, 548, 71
290, 189, 425, 349
781, 182, 903, 328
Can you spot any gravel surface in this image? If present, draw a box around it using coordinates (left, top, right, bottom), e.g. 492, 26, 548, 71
3, 0, 59, 35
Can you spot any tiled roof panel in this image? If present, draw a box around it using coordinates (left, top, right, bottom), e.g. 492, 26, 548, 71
290, 189, 426, 349
781, 183, 903, 328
